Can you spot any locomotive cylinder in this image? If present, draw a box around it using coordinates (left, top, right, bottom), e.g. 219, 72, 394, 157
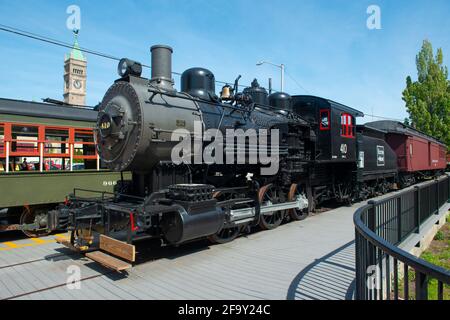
161, 206, 225, 245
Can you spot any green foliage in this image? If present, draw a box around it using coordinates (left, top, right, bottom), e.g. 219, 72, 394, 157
434, 230, 444, 240
73, 148, 84, 164
403, 40, 450, 150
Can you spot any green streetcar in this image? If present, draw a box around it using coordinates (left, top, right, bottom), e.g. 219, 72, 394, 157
0, 98, 129, 237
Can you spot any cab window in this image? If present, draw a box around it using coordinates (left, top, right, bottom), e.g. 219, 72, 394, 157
320, 109, 330, 131
340, 113, 355, 138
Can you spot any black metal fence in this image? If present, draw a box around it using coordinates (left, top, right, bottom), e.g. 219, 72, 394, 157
354, 175, 450, 300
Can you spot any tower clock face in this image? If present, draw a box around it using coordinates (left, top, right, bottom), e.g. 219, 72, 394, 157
73, 80, 82, 89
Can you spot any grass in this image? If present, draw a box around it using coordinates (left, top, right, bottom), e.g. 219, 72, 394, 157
397, 213, 450, 300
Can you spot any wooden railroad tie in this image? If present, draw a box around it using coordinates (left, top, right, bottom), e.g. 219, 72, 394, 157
56, 235, 135, 272
87, 235, 135, 272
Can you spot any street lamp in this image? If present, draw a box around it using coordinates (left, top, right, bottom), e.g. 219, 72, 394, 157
256, 61, 285, 92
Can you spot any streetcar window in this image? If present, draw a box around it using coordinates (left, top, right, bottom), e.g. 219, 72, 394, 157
45, 128, 69, 155
75, 130, 94, 143
11, 125, 38, 154
0, 125, 4, 156
73, 143, 96, 156
319, 109, 330, 131
44, 158, 65, 171
340, 113, 355, 138
74, 130, 95, 157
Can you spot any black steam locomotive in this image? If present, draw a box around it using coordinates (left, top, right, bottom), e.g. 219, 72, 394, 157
49, 45, 417, 266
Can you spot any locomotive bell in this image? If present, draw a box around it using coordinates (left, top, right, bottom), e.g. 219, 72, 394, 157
220, 84, 233, 100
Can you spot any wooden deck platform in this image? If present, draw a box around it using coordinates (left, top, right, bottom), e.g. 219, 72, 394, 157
0, 205, 359, 300
0, 185, 447, 300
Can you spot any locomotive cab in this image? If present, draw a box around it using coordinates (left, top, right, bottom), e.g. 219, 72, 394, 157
291, 96, 364, 163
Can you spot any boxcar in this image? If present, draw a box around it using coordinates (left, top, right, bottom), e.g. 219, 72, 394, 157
365, 121, 447, 185
0, 98, 129, 237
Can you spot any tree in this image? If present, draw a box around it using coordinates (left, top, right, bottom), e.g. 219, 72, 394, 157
402, 40, 450, 150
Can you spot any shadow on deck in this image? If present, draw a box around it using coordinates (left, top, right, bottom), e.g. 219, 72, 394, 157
287, 241, 356, 300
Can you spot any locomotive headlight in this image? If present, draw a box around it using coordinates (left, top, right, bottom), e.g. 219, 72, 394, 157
117, 58, 143, 78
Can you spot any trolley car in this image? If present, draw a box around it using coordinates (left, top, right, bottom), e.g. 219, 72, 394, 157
0, 98, 129, 237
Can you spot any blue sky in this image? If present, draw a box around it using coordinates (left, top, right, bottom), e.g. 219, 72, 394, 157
0, 0, 449, 123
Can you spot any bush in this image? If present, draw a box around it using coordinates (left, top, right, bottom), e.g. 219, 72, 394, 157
434, 231, 444, 241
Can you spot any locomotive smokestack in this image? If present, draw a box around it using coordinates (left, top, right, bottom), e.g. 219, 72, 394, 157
150, 45, 174, 90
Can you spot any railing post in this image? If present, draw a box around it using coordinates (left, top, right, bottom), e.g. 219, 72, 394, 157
5, 141, 9, 173
368, 200, 376, 233
436, 178, 440, 214
414, 186, 420, 234
397, 197, 402, 243
355, 230, 361, 300
435, 180, 439, 215
448, 176, 450, 203
415, 271, 428, 300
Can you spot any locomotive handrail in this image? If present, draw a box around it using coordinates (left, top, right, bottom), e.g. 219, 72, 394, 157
72, 188, 146, 202
354, 175, 450, 300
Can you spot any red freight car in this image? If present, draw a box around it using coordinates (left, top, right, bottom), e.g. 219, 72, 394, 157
365, 121, 447, 186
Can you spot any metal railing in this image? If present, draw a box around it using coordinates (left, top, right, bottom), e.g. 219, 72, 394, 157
354, 175, 450, 300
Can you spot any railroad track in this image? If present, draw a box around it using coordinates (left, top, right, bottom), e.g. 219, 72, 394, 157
0, 251, 79, 270
0, 236, 226, 300
0, 249, 116, 300
3, 270, 116, 300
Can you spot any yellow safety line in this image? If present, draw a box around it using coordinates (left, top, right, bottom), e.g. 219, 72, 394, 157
3, 242, 19, 248
30, 238, 47, 244
0, 235, 69, 252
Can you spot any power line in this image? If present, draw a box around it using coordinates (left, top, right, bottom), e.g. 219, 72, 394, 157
285, 70, 310, 94
0, 24, 408, 123
364, 113, 405, 122
0, 23, 248, 87
0, 24, 127, 64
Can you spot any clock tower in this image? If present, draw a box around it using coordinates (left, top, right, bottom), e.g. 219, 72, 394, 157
63, 31, 87, 106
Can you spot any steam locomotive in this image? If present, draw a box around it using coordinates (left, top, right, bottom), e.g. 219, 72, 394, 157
50, 45, 447, 268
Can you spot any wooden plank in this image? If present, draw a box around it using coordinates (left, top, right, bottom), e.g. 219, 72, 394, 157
100, 235, 135, 262
55, 237, 83, 252
85, 251, 131, 272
